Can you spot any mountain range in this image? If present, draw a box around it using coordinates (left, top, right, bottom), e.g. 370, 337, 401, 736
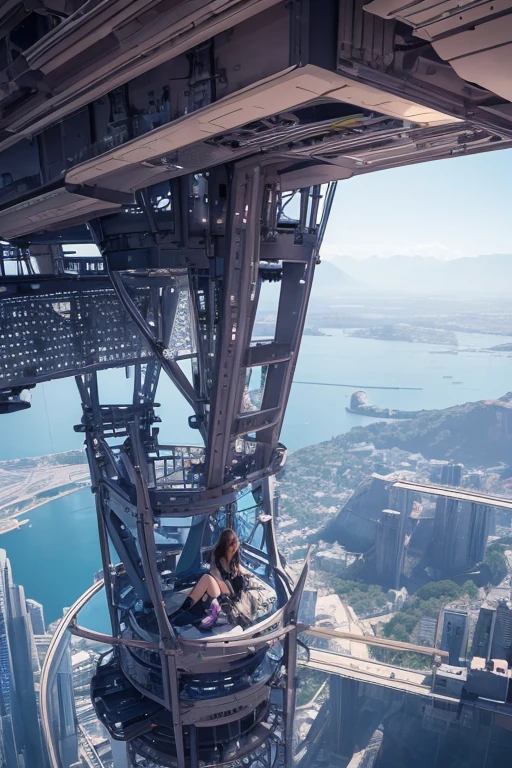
322, 253, 512, 295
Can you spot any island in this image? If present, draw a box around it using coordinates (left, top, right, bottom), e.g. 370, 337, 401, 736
347, 323, 458, 346
0, 450, 91, 535
253, 321, 329, 337
346, 390, 420, 419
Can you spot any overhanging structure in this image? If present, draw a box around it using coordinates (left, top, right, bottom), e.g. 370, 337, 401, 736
3, 2, 512, 767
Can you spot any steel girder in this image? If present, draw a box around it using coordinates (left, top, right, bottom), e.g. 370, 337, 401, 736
63, 161, 335, 768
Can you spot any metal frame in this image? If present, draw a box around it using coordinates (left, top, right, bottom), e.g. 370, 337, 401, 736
45, 162, 334, 768
0, 150, 335, 767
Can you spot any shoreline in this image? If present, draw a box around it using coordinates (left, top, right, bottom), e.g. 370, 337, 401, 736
0, 518, 30, 535
0, 485, 91, 535
346, 407, 414, 420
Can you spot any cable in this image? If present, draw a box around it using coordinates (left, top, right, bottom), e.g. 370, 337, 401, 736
41, 383, 55, 454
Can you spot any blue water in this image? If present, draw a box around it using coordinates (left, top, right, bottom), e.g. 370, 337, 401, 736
2, 328, 512, 622
284, 329, 512, 450
1, 489, 101, 623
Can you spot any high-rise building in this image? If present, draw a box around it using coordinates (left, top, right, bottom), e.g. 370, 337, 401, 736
375, 509, 403, 590
491, 601, 512, 662
441, 463, 464, 486
0, 549, 49, 767
26, 598, 46, 635
48, 633, 80, 768
472, 602, 512, 663
0, 553, 17, 768
473, 607, 495, 659
439, 608, 469, 666
431, 464, 490, 576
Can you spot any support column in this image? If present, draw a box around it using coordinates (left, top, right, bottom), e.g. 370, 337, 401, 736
329, 676, 359, 760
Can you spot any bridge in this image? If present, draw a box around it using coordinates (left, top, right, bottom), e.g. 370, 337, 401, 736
303, 648, 441, 700
391, 480, 512, 511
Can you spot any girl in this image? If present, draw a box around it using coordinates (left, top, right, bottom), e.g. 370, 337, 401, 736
169, 528, 246, 630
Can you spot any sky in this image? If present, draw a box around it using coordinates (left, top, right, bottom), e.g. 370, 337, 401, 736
321, 148, 512, 261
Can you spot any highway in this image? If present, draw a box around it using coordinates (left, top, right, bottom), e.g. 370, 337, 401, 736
391, 479, 512, 510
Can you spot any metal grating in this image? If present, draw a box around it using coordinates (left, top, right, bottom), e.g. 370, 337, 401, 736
0, 286, 153, 389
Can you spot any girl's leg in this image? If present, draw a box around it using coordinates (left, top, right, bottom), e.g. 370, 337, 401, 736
170, 574, 227, 626
187, 573, 221, 604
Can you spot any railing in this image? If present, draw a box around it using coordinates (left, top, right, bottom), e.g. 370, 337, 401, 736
1, 244, 107, 279
148, 445, 206, 490
227, 440, 286, 484
61, 257, 105, 276
40, 580, 105, 768
40, 578, 512, 768
0, 245, 34, 276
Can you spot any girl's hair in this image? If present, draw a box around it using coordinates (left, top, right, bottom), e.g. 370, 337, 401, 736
212, 528, 240, 573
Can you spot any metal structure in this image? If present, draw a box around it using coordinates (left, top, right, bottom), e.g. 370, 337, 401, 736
41, 580, 512, 768
2, 1, 512, 767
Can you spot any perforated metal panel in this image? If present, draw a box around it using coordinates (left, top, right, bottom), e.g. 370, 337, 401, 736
0, 286, 153, 389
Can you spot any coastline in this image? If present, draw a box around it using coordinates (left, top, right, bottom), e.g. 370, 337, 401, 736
0, 518, 30, 535
0, 484, 91, 536
345, 407, 415, 420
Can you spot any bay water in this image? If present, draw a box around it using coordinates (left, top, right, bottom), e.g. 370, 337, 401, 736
2, 328, 512, 623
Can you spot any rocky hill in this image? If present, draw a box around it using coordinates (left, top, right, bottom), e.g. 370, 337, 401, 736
336, 393, 512, 467
277, 393, 512, 536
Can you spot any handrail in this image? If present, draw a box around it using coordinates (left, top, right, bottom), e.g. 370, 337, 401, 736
40, 579, 104, 768
42, 577, 451, 768
303, 625, 449, 660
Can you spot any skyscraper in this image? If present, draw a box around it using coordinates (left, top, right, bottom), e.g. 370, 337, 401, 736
473, 607, 495, 659
0, 549, 49, 768
472, 601, 512, 663
492, 600, 512, 662
26, 598, 46, 635
431, 464, 490, 576
439, 609, 469, 666
375, 509, 403, 589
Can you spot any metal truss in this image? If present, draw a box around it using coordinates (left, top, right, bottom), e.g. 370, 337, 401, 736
46, 160, 336, 768
0, 152, 334, 768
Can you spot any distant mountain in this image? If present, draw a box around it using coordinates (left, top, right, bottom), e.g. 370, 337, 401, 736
308, 260, 364, 305
257, 259, 363, 311
328, 253, 512, 295
313, 259, 359, 290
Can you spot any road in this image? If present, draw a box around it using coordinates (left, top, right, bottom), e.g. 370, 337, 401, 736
303, 647, 440, 698
0, 460, 90, 516
315, 594, 369, 659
